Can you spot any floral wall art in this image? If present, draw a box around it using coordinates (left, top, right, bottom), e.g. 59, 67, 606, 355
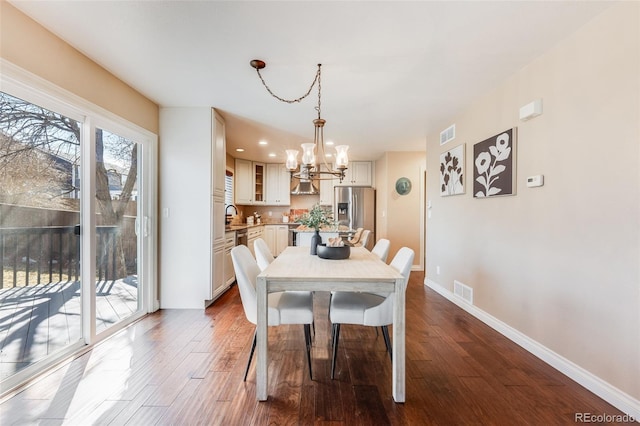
439, 143, 465, 196
473, 128, 517, 198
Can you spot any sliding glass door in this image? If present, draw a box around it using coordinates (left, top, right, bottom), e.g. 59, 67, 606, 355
0, 81, 155, 394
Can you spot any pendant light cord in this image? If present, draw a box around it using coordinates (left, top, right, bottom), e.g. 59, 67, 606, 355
254, 64, 322, 118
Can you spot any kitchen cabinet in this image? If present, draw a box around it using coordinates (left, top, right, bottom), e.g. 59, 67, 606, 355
235, 159, 253, 204
247, 225, 264, 258
294, 231, 340, 247
253, 162, 266, 204
234, 159, 268, 205
318, 164, 336, 206
336, 161, 373, 187
224, 231, 236, 286
159, 107, 230, 308
264, 224, 289, 256
265, 164, 291, 206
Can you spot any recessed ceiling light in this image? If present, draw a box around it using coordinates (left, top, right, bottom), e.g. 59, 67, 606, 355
325, 153, 333, 158
236, 148, 245, 152
325, 140, 334, 146
268, 153, 276, 157
259, 140, 268, 145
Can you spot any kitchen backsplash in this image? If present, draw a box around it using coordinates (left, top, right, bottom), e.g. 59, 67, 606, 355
234, 195, 321, 224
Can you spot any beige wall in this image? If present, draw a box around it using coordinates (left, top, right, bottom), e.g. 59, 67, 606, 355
426, 3, 639, 400
377, 151, 425, 265
0, 1, 158, 134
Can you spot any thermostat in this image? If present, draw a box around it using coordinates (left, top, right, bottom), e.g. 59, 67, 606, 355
526, 175, 544, 188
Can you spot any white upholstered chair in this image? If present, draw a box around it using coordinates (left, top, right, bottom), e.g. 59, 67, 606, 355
328, 246, 414, 379
231, 245, 314, 380
347, 227, 364, 245
370, 238, 391, 263
354, 229, 371, 249
253, 237, 274, 271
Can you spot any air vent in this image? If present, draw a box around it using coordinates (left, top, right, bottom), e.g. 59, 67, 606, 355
440, 124, 456, 145
453, 280, 473, 304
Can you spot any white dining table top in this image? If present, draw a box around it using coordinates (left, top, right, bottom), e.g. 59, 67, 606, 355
257, 246, 403, 290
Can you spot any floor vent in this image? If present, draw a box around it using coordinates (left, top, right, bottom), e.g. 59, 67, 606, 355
440, 124, 456, 145
454, 280, 473, 304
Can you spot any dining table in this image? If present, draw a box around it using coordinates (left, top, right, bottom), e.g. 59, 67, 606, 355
255, 245, 407, 402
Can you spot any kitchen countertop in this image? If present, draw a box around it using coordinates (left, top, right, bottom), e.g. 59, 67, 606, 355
225, 222, 299, 232
292, 225, 352, 233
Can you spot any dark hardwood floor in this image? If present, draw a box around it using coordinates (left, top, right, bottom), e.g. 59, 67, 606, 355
0, 271, 625, 425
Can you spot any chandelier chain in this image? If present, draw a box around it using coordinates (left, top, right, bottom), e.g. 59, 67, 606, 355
255, 64, 322, 109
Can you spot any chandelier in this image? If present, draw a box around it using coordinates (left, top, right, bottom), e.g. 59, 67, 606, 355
250, 60, 349, 187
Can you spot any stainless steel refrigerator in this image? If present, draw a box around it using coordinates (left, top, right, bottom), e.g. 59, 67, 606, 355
334, 186, 375, 250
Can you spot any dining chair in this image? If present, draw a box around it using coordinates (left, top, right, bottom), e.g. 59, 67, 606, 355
231, 245, 314, 381
370, 238, 391, 262
328, 246, 414, 379
354, 229, 371, 249
347, 227, 364, 245
253, 237, 274, 271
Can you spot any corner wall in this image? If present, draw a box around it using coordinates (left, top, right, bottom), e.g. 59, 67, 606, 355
426, 2, 639, 404
376, 151, 425, 267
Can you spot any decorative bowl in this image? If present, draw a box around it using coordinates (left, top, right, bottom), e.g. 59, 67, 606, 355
316, 244, 350, 260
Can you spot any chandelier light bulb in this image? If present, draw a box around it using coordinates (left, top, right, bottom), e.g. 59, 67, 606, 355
301, 143, 316, 166
285, 149, 299, 170
335, 145, 349, 169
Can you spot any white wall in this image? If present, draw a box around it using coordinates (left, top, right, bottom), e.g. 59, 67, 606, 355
426, 2, 639, 408
159, 107, 212, 308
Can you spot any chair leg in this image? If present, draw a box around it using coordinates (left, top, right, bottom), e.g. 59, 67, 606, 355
381, 325, 392, 362
244, 329, 257, 381
304, 324, 313, 380
331, 323, 341, 380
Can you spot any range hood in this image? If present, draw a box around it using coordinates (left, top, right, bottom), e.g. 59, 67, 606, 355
291, 180, 319, 195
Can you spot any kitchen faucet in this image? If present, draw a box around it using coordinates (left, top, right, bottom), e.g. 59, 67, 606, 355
225, 204, 238, 225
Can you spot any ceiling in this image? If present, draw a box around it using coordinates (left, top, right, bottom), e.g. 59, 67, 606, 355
10, 1, 611, 163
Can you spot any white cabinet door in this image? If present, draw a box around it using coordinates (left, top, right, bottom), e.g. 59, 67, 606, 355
275, 225, 289, 256
336, 161, 372, 186
213, 198, 225, 246
351, 161, 372, 186
224, 231, 235, 286
235, 159, 253, 204
263, 225, 277, 255
265, 164, 291, 206
318, 165, 336, 206
212, 242, 225, 299
212, 111, 226, 198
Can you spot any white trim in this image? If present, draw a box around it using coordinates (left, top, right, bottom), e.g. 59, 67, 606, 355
424, 278, 640, 419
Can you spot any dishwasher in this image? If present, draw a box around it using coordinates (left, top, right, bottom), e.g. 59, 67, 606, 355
236, 229, 248, 247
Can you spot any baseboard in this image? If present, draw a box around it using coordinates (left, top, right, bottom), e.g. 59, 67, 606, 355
424, 278, 640, 420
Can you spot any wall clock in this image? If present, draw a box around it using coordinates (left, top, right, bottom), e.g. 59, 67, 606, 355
395, 177, 412, 195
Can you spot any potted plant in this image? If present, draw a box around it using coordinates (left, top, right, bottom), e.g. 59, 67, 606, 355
299, 203, 334, 255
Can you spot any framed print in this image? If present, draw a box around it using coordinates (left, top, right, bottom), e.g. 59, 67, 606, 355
440, 143, 465, 196
473, 128, 517, 198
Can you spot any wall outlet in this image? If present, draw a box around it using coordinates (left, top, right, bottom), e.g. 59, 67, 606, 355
436, 266, 440, 275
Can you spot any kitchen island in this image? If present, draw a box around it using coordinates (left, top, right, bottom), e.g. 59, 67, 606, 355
291, 225, 353, 247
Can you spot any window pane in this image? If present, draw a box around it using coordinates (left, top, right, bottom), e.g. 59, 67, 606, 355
95, 128, 140, 333
0, 91, 83, 379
